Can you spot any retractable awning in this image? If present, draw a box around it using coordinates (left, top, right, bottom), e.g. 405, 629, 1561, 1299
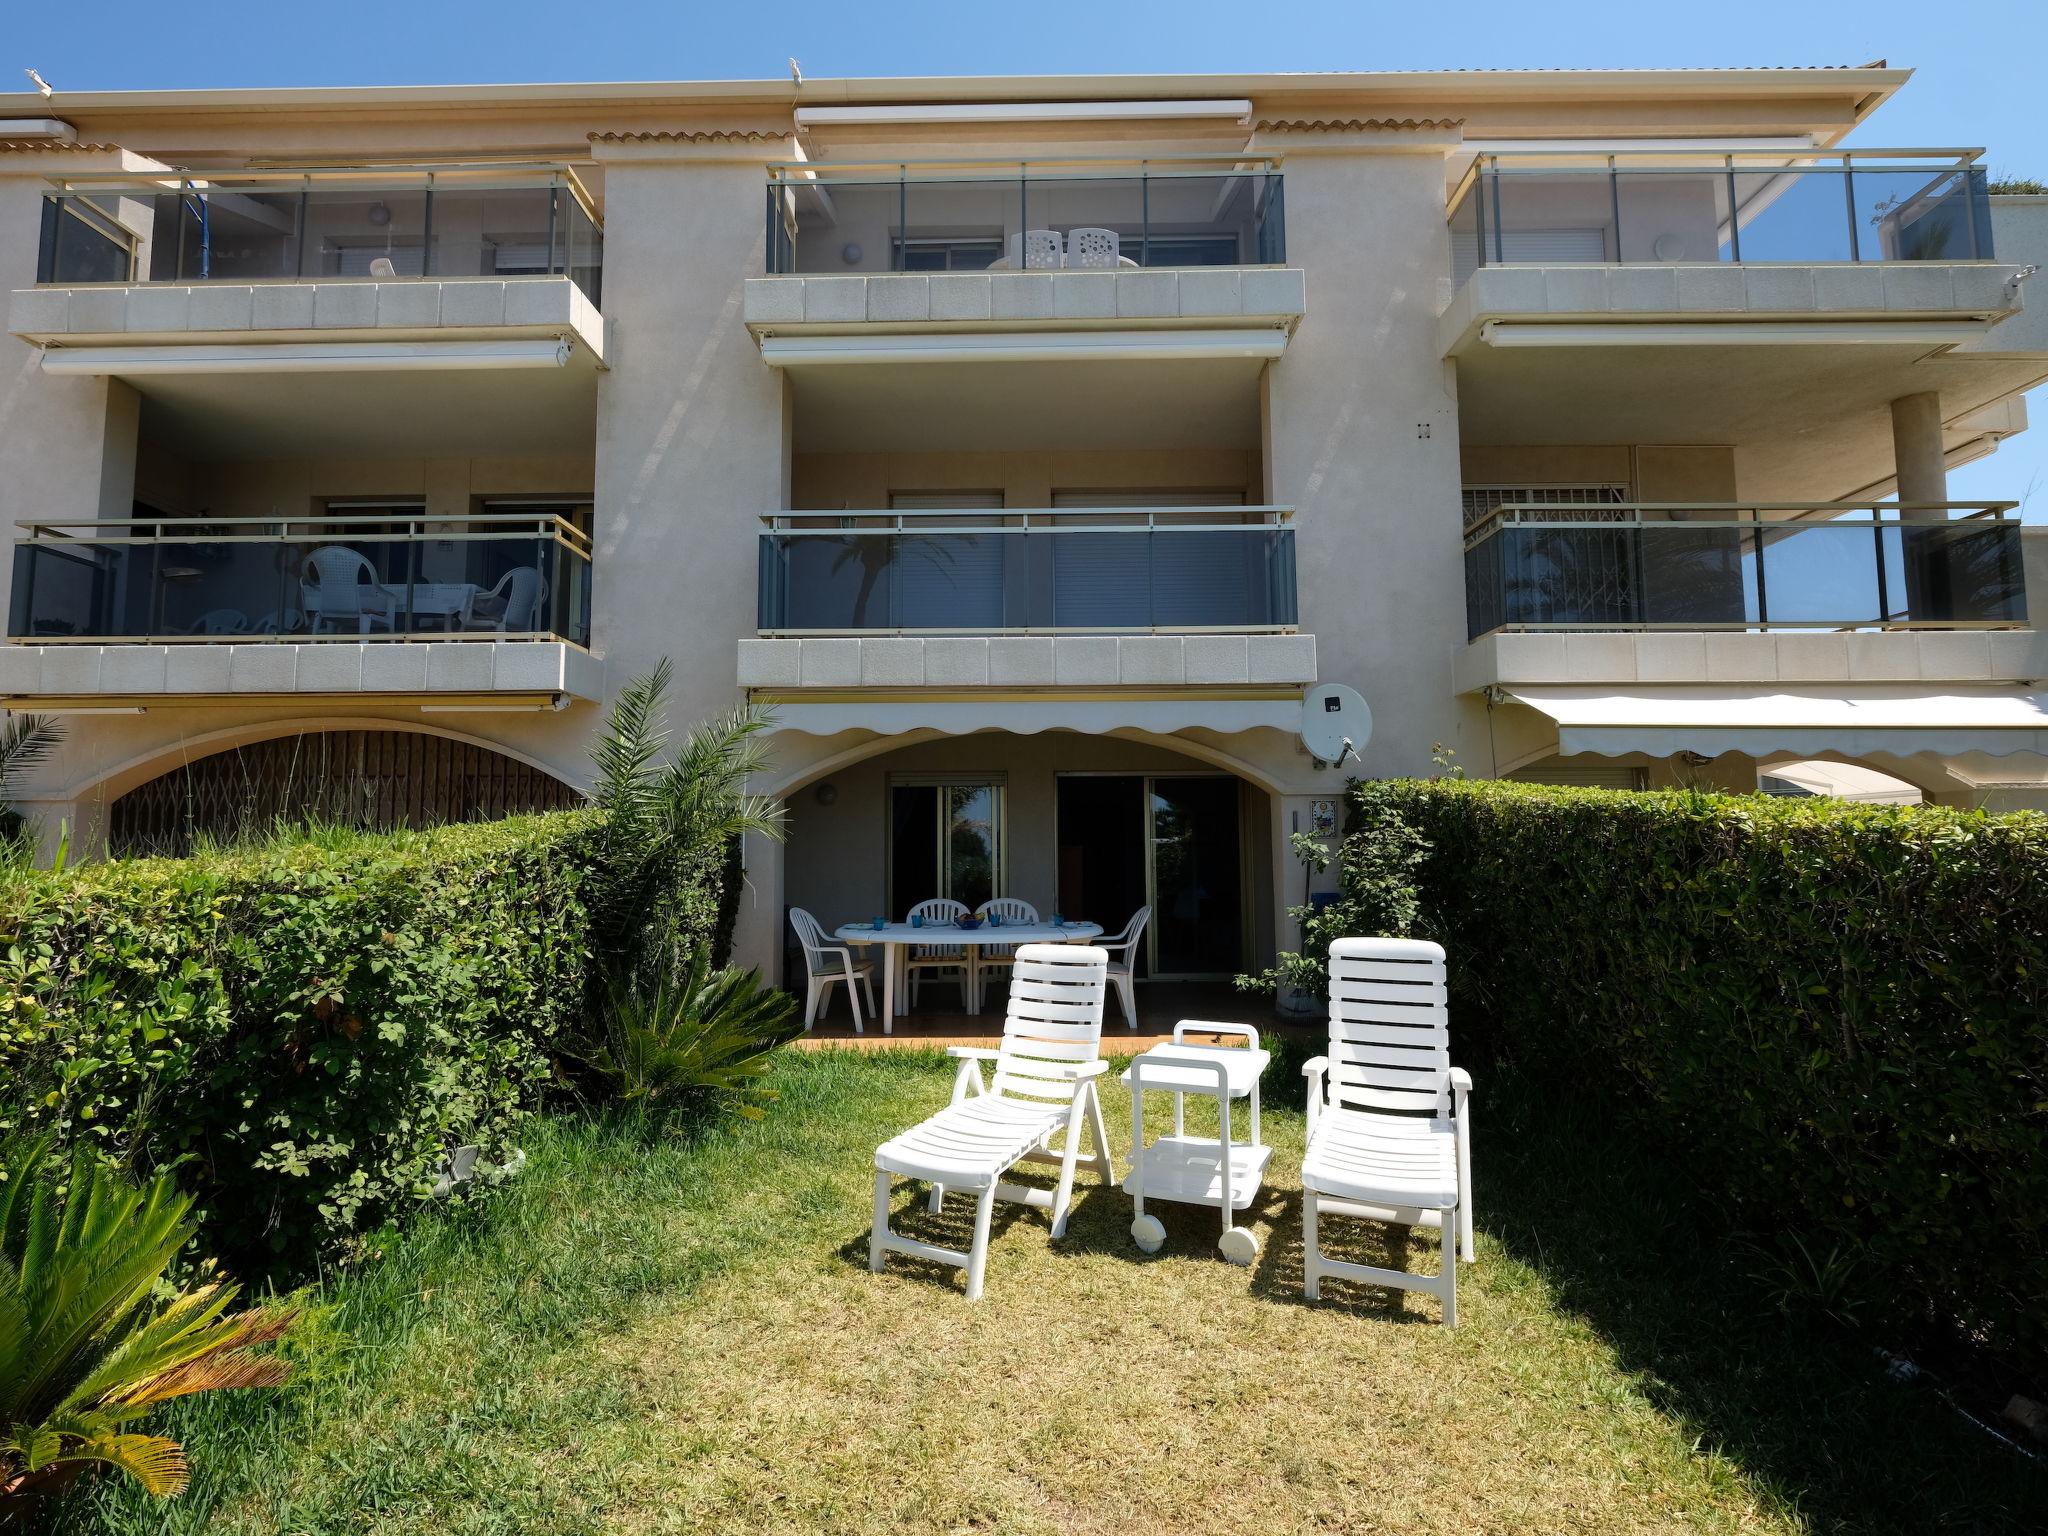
762, 694, 1303, 739
1497, 685, 2048, 763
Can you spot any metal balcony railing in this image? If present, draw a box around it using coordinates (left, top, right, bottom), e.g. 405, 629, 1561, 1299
1463, 501, 2026, 640
36, 164, 604, 306
765, 156, 1285, 275
1448, 149, 1993, 284
9, 513, 593, 646
757, 507, 1297, 634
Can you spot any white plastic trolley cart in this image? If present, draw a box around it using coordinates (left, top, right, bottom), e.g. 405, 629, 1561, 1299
1121, 1021, 1272, 1265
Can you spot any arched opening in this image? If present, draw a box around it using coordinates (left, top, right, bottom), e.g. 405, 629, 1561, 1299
1758, 758, 1924, 804
775, 729, 1278, 1023
108, 728, 582, 857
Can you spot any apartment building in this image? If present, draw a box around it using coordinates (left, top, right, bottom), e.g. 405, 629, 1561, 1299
2, 64, 2045, 986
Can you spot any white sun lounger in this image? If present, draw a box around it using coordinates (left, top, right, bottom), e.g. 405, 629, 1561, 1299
870, 943, 1114, 1300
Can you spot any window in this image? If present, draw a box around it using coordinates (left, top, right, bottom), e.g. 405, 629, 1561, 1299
310, 499, 427, 538
1133, 232, 1241, 267
1461, 484, 1626, 534
889, 778, 1005, 915
1049, 490, 1255, 630
40, 196, 135, 284
1452, 227, 1609, 285
1050, 490, 1248, 510
486, 238, 557, 276
889, 492, 1004, 512
477, 497, 593, 537
894, 237, 1002, 272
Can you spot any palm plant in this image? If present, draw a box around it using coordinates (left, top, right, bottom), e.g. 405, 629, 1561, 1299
590, 661, 784, 983
0, 715, 62, 865
583, 946, 801, 1119
0, 716, 61, 795
0, 1137, 295, 1515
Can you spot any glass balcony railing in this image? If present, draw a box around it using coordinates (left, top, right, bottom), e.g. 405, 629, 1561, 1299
757, 508, 1297, 633
766, 160, 1285, 275
36, 165, 603, 306
1448, 151, 1993, 284
1463, 501, 2025, 640
9, 513, 593, 647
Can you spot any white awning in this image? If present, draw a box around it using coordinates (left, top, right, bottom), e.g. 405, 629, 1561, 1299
1500, 685, 2048, 762
758, 329, 1290, 368
766, 695, 1302, 739
38, 339, 576, 375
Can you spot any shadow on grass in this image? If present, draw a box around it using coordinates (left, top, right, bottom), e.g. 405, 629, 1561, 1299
1472, 1062, 2048, 1533
845, 1159, 1144, 1282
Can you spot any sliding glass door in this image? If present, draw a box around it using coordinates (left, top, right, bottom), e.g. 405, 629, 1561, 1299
888, 780, 1004, 916
1056, 773, 1245, 979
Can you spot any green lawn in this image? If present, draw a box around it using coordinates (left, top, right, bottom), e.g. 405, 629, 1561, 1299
57, 1049, 2047, 1535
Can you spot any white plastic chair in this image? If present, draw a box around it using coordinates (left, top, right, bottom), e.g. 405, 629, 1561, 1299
1299, 937, 1474, 1325
789, 907, 876, 1032
1006, 229, 1063, 270
905, 897, 974, 1010
469, 566, 548, 632
871, 944, 1113, 1300
1062, 226, 1121, 269
972, 896, 1040, 1009
1098, 905, 1152, 1029
301, 546, 396, 634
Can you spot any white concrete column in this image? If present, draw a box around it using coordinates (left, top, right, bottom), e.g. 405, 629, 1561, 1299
1258, 147, 1469, 778
1890, 392, 1948, 516
732, 824, 786, 983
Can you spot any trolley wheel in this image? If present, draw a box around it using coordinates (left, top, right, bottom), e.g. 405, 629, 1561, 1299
1131, 1214, 1167, 1253
1218, 1226, 1259, 1267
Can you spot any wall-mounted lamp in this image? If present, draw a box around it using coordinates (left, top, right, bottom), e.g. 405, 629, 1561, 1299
839, 242, 863, 266
367, 202, 392, 227
814, 782, 838, 806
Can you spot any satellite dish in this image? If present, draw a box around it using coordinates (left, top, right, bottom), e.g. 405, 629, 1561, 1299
1300, 683, 1372, 767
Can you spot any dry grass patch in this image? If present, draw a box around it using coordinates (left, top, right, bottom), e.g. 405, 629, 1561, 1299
62, 1049, 2048, 1536
587, 1093, 1776, 1536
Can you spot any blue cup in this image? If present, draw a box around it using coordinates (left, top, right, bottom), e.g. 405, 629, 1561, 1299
1050, 912, 1064, 926
911, 914, 923, 929
871, 916, 885, 930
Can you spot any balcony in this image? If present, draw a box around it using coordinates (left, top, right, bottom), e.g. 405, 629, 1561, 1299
748, 160, 1301, 352
10, 512, 592, 646
1463, 501, 2026, 642
744, 507, 1312, 695
1448, 150, 1993, 281
1439, 151, 2028, 376
35, 164, 603, 306
767, 159, 1284, 276
757, 507, 1295, 635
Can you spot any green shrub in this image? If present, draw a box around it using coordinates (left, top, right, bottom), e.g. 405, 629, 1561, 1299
0, 814, 613, 1275
1349, 777, 2048, 1379
1237, 801, 1429, 997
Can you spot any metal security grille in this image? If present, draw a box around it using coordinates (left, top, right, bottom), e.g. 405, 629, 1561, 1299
109, 730, 581, 857
1461, 484, 1627, 533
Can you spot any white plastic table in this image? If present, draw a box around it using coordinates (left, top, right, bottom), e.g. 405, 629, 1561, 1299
835, 919, 1103, 1031
1121, 1022, 1272, 1264
380, 581, 480, 631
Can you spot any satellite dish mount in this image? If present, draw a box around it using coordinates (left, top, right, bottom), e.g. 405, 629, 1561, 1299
1299, 684, 1372, 770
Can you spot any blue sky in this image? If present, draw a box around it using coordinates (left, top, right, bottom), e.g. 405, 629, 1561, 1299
12, 0, 2046, 515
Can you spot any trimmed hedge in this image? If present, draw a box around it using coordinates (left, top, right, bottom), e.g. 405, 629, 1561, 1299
0, 811, 676, 1275
1351, 778, 2048, 1378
